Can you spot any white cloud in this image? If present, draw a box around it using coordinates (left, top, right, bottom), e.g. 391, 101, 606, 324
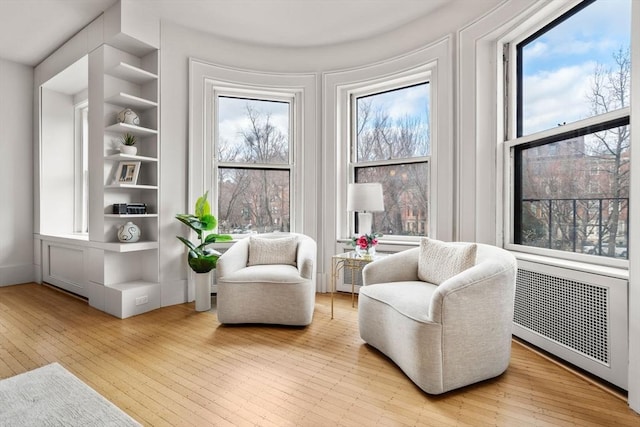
522, 62, 595, 134
523, 41, 548, 60
218, 98, 289, 149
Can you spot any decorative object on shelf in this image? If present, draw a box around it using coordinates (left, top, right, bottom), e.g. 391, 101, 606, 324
176, 191, 233, 311
117, 221, 141, 243
347, 182, 385, 235
351, 232, 382, 259
112, 203, 147, 215
117, 108, 140, 126
114, 161, 141, 185
118, 132, 137, 156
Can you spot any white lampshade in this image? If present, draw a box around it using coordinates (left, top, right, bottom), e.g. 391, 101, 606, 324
347, 183, 384, 213
347, 183, 384, 235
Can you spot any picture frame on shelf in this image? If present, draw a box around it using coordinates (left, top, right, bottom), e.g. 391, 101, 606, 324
114, 161, 141, 185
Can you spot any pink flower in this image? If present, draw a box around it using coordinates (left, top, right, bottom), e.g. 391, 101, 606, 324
351, 232, 383, 250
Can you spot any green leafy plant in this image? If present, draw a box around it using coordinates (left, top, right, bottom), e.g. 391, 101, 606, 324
119, 133, 137, 146
176, 191, 232, 273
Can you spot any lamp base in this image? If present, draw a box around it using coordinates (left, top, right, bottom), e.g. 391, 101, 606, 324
357, 212, 373, 235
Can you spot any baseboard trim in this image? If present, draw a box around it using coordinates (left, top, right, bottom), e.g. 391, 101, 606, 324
513, 336, 627, 402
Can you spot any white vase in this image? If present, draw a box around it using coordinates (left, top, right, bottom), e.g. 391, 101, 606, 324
117, 221, 141, 243
117, 108, 140, 126
194, 272, 212, 311
119, 144, 137, 156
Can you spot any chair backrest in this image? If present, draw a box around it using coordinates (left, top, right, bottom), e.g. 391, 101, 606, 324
429, 243, 517, 322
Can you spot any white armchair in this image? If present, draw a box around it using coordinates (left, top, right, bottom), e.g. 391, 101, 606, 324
359, 242, 517, 394
216, 233, 317, 326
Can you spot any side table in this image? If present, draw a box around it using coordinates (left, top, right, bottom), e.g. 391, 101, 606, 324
330, 251, 388, 319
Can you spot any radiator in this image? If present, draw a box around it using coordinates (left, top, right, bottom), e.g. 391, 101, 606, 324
513, 259, 628, 389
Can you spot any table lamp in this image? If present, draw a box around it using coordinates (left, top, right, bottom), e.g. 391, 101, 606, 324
347, 183, 384, 235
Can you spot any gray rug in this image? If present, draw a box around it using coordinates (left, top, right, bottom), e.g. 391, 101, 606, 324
0, 363, 141, 426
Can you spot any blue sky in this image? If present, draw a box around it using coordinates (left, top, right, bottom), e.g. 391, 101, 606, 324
521, 0, 631, 135
358, 83, 429, 125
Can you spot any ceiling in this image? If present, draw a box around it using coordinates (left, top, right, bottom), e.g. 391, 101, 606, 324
0, 0, 451, 67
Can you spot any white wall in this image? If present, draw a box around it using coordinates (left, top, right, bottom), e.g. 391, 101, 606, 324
158, 0, 502, 302
0, 58, 34, 286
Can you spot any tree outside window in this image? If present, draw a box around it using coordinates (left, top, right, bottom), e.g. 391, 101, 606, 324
216, 96, 291, 234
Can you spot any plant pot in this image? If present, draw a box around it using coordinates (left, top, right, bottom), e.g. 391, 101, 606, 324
194, 272, 212, 311
120, 144, 137, 156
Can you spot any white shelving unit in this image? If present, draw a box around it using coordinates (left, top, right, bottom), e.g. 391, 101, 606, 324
105, 153, 158, 162
88, 41, 161, 318
104, 92, 158, 109
34, 1, 162, 319
104, 214, 159, 218
105, 122, 158, 136
105, 184, 159, 190
106, 62, 157, 84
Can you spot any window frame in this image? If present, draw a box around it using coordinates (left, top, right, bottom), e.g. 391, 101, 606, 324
503, 0, 631, 268
73, 101, 89, 234
346, 73, 432, 241
206, 84, 300, 237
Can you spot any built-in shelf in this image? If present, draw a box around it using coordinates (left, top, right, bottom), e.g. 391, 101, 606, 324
98, 241, 159, 253
105, 92, 157, 110
105, 184, 158, 190
104, 214, 158, 218
106, 62, 158, 84
105, 122, 157, 137
105, 153, 158, 162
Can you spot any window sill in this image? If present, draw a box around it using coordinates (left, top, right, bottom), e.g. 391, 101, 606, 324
35, 233, 89, 243
511, 250, 629, 281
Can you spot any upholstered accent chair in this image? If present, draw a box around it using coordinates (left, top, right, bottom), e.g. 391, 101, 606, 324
358, 240, 517, 394
216, 232, 317, 326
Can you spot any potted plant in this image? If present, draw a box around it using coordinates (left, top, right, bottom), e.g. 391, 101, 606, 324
119, 132, 137, 156
176, 192, 232, 311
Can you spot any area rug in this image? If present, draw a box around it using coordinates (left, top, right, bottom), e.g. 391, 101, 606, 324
0, 363, 140, 426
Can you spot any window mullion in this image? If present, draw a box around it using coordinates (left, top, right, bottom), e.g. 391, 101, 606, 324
217, 162, 291, 171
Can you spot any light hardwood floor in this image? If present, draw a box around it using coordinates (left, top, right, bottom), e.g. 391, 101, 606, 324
1, 283, 638, 426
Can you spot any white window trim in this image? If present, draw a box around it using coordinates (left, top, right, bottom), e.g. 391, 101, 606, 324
189, 59, 318, 238
74, 101, 89, 234
208, 86, 297, 236
347, 73, 432, 240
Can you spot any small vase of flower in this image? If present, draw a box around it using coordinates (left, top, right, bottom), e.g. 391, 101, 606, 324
351, 232, 382, 259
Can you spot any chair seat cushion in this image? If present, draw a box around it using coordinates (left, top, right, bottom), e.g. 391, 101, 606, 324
359, 281, 438, 322
219, 264, 303, 284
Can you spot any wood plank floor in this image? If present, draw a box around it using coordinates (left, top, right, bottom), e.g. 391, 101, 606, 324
1, 283, 639, 426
